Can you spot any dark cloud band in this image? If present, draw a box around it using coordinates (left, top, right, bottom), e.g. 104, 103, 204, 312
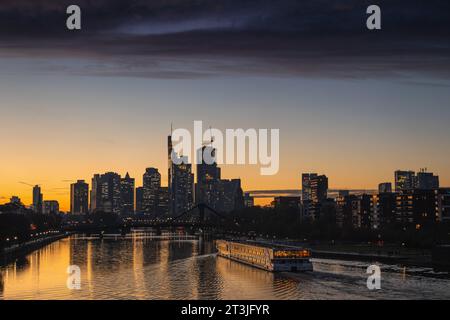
0, 0, 449, 79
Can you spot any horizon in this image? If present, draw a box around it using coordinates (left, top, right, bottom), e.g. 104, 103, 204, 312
1, 1, 450, 211
1, 159, 447, 211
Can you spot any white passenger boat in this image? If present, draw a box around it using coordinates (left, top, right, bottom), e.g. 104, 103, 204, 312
216, 240, 313, 272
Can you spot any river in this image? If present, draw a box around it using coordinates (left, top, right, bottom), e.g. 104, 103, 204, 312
1, 233, 449, 300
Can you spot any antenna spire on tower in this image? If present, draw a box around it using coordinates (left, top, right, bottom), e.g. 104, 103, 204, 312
209, 126, 213, 144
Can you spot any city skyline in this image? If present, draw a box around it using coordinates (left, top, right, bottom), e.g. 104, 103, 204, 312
2, 156, 447, 212
1, 0, 450, 211
1, 1, 450, 302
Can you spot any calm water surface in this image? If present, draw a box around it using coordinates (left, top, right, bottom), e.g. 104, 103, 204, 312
1, 233, 449, 299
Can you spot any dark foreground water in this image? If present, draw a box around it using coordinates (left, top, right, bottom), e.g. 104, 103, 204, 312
1, 233, 449, 300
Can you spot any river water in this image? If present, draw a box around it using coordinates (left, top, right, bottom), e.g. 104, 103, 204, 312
1, 233, 449, 300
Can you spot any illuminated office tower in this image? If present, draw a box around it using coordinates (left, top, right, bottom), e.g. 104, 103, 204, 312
90, 172, 121, 214
218, 178, 244, 213
168, 133, 173, 214
168, 133, 194, 216
135, 187, 143, 214
70, 180, 89, 215
196, 146, 221, 209
120, 172, 135, 215
142, 167, 161, 215
157, 186, 169, 216
171, 159, 194, 215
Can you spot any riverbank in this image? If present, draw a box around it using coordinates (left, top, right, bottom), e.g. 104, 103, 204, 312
308, 244, 432, 267
0, 232, 70, 266
267, 240, 434, 267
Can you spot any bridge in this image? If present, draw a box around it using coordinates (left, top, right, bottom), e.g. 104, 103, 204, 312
63, 203, 240, 236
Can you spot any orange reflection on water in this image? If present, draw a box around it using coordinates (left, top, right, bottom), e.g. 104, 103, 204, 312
1, 239, 71, 299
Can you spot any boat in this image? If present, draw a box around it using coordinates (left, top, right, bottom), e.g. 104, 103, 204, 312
216, 239, 313, 272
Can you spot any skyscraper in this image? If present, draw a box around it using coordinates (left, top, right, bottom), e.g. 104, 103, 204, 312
142, 168, 161, 215
168, 133, 194, 216
32, 185, 43, 214
171, 159, 194, 215
135, 186, 144, 214
301, 173, 318, 202
395, 170, 415, 192
157, 186, 169, 216
120, 172, 135, 215
90, 172, 121, 214
218, 178, 244, 213
311, 175, 328, 204
70, 180, 89, 215
309, 174, 328, 220
196, 146, 221, 209
301, 173, 317, 220
168, 133, 173, 214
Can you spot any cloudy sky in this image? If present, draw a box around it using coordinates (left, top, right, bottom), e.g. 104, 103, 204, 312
0, 0, 449, 209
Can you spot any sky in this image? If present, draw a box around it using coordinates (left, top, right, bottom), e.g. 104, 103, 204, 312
0, 0, 450, 211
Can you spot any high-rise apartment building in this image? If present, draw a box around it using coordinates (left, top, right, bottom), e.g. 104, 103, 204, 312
32, 185, 43, 214
436, 188, 450, 222
301, 173, 317, 202
301, 173, 327, 220
395, 189, 437, 227
416, 169, 439, 190
395, 170, 416, 192
311, 175, 328, 204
